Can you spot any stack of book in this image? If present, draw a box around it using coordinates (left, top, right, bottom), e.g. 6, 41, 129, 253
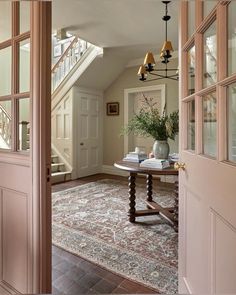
123, 151, 147, 163
169, 153, 179, 163
140, 158, 170, 169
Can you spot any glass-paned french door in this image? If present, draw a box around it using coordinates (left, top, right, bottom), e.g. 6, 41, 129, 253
0, 1, 30, 152
179, 1, 236, 293
183, 0, 236, 165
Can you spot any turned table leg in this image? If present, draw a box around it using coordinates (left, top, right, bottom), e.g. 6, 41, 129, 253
146, 174, 155, 210
146, 174, 153, 202
128, 172, 136, 222
173, 180, 179, 232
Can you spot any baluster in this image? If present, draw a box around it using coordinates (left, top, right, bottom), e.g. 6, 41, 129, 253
52, 72, 55, 92
3, 113, 6, 139
6, 117, 10, 144
58, 63, 61, 84
71, 47, 74, 66
57, 68, 60, 86
54, 70, 58, 89
61, 59, 65, 81
19, 121, 28, 150
59, 63, 62, 84
53, 71, 56, 89
75, 42, 79, 61
70, 48, 73, 68
78, 40, 82, 57
65, 56, 69, 75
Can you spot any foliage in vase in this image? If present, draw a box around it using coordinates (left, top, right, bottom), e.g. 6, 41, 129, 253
122, 95, 179, 141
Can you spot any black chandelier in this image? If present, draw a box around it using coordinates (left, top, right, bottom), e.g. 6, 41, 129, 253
138, 1, 178, 82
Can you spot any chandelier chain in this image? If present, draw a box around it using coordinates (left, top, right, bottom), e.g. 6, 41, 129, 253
137, 1, 179, 82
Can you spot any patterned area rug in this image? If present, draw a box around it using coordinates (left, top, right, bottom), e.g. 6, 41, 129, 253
52, 179, 178, 293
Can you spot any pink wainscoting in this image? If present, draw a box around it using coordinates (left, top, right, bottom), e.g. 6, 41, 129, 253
0, 159, 31, 294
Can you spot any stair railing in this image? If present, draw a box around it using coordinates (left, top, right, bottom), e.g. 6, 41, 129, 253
51, 37, 90, 92
19, 121, 30, 151
0, 105, 11, 147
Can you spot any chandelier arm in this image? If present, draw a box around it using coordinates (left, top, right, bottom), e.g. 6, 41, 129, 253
168, 73, 179, 78
166, 76, 179, 81
152, 68, 179, 72
149, 72, 167, 78
142, 77, 167, 82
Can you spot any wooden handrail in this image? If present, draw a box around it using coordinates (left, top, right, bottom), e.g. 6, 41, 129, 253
52, 36, 78, 73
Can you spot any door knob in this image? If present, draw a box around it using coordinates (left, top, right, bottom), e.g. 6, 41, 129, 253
80, 142, 84, 146
174, 162, 186, 170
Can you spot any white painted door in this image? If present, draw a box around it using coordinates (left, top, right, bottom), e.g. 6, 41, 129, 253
0, 2, 51, 293
179, 1, 236, 294
76, 90, 102, 177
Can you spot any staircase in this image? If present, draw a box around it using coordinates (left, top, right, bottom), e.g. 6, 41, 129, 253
51, 151, 71, 184
51, 35, 103, 183
0, 105, 11, 149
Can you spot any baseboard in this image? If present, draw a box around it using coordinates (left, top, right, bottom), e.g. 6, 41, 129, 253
102, 165, 129, 177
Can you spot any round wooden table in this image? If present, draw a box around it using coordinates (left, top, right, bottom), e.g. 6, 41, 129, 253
114, 160, 179, 232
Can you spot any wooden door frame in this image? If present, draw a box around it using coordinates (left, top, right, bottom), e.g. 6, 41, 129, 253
31, 2, 51, 292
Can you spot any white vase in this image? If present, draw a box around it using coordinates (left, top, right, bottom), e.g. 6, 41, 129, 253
153, 140, 170, 159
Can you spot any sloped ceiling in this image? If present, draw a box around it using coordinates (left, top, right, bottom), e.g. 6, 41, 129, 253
52, 0, 179, 90
53, 0, 179, 50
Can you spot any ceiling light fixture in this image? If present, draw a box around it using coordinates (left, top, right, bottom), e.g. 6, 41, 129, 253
138, 1, 178, 82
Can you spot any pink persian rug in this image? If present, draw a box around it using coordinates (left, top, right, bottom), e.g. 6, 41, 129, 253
52, 179, 178, 293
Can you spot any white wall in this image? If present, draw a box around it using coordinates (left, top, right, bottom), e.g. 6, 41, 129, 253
103, 58, 179, 166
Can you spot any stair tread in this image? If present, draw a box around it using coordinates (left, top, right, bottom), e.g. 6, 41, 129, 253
52, 171, 71, 176
51, 155, 58, 158
51, 162, 65, 167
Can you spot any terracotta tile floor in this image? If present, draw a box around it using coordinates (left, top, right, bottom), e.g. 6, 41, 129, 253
52, 174, 168, 294
52, 245, 157, 294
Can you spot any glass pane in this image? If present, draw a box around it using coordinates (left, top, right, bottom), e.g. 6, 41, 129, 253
20, 1, 30, 34
188, 1, 195, 38
203, 1, 218, 18
203, 92, 217, 158
188, 46, 195, 95
19, 39, 30, 93
187, 100, 195, 151
18, 98, 30, 151
228, 1, 236, 76
0, 47, 12, 96
227, 84, 236, 163
0, 100, 11, 149
203, 22, 217, 88
0, 2, 11, 43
